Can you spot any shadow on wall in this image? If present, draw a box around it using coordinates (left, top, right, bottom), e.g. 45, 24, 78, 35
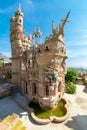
65, 115, 87, 130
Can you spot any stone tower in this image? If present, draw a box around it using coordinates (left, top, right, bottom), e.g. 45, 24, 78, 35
10, 4, 25, 86
10, 4, 24, 57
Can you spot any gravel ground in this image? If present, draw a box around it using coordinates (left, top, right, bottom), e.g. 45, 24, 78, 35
0, 84, 87, 130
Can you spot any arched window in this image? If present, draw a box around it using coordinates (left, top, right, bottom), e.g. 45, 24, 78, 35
33, 83, 36, 95
46, 85, 49, 96
45, 46, 49, 51
7, 70, 12, 79
26, 86, 28, 94
20, 19, 21, 23
38, 48, 40, 52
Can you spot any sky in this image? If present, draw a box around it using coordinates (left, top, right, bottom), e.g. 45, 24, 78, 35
0, 0, 87, 68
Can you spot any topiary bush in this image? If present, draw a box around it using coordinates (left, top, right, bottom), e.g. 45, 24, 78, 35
65, 82, 76, 94
65, 69, 79, 83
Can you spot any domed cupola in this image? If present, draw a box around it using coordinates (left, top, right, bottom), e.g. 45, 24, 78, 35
15, 3, 24, 26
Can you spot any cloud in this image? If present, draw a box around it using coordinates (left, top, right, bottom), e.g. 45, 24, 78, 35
67, 57, 87, 68
66, 28, 87, 47
66, 40, 87, 47
67, 47, 87, 58
0, 0, 33, 14
3, 52, 11, 57
20, 0, 34, 12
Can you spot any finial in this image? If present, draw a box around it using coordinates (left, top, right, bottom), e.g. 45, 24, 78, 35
18, 3, 21, 11
52, 20, 55, 33
38, 27, 40, 33
34, 27, 36, 34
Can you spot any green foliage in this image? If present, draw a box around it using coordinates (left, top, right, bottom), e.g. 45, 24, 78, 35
65, 82, 76, 94
65, 69, 79, 83
0, 60, 4, 68
83, 80, 87, 85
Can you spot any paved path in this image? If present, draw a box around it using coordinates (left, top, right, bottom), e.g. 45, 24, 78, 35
21, 84, 87, 130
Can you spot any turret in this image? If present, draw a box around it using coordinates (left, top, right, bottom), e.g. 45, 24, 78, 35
15, 3, 24, 26
10, 4, 24, 57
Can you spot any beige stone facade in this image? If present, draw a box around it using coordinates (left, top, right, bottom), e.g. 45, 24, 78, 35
10, 4, 69, 110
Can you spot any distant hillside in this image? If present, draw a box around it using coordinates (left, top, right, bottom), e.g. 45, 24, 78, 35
0, 53, 11, 63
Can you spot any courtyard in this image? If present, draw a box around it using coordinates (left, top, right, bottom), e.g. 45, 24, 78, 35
0, 83, 87, 130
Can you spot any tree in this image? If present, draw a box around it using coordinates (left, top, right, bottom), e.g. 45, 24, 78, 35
0, 60, 4, 68
83, 80, 87, 85
65, 69, 79, 83
65, 82, 76, 94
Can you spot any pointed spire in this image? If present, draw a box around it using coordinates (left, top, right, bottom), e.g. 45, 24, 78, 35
18, 3, 21, 11
34, 27, 36, 34
37, 27, 40, 33
52, 20, 55, 33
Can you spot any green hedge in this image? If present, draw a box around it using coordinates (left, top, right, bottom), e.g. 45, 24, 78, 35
65, 69, 79, 83
65, 82, 76, 94
83, 80, 87, 85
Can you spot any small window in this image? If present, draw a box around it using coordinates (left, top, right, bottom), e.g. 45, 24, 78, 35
45, 46, 49, 51
20, 19, 21, 23
61, 48, 63, 53
38, 48, 40, 52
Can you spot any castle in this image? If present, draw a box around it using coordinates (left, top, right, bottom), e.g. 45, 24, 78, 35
10, 4, 69, 110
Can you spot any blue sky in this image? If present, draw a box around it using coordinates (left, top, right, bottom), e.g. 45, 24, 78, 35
0, 0, 87, 68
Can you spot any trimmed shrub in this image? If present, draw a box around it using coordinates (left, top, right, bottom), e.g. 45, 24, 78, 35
65, 82, 76, 94
83, 80, 87, 85
65, 69, 79, 83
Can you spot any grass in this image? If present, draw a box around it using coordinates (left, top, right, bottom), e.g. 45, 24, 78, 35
29, 99, 66, 119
